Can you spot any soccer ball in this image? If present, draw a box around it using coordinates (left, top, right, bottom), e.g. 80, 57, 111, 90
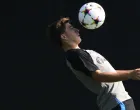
78, 2, 106, 30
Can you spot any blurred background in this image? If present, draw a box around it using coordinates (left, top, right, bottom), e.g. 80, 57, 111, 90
2, 0, 140, 109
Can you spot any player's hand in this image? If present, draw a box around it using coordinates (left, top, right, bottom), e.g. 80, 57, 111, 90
129, 68, 140, 80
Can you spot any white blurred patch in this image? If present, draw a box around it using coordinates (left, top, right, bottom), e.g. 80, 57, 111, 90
83, 14, 93, 25
85, 24, 97, 30
79, 4, 86, 12
78, 12, 85, 23
78, 2, 106, 29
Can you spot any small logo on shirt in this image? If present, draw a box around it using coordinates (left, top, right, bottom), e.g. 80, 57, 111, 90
96, 57, 106, 64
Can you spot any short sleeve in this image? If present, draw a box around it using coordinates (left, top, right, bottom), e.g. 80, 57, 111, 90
65, 49, 99, 77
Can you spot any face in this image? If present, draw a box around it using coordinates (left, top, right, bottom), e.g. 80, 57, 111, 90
61, 23, 81, 45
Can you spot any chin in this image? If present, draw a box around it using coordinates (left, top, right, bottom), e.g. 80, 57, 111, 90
79, 37, 82, 42
77, 39, 82, 45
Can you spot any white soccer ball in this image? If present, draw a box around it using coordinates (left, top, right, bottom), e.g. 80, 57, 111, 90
78, 2, 106, 30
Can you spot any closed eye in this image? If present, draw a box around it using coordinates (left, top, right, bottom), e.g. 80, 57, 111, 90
69, 26, 74, 30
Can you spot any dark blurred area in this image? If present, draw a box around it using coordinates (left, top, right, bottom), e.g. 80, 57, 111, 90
2, 0, 140, 109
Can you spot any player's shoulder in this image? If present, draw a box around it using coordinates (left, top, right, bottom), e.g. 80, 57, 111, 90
85, 49, 100, 55
65, 49, 84, 56
65, 48, 94, 60
65, 48, 96, 55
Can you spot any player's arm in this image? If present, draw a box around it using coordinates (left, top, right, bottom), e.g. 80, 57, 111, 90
66, 51, 140, 82
94, 69, 140, 82
115, 70, 140, 80
92, 69, 140, 82
93, 70, 132, 82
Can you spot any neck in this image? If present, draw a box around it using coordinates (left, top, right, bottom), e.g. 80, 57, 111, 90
62, 44, 80, 52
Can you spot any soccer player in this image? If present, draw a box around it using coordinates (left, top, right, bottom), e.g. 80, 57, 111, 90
48, 17, 140, 110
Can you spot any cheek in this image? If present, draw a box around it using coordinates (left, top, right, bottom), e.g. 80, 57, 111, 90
65, 31, 72, 37
66, 32, 75, 39
65, 31, 78, 41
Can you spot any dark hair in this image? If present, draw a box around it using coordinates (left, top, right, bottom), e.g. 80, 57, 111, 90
47, 17, 70, 47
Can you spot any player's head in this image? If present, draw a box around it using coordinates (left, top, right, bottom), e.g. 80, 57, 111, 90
48, 17, 81, 49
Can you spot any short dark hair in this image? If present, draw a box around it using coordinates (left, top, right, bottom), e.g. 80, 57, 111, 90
47, 17, 70, 47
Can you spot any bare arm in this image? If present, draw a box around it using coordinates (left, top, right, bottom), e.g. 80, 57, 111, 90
92, 69, 140, 82
116, 70, 132, 73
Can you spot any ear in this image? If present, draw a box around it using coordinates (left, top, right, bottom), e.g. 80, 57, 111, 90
60, 34, 67, 40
